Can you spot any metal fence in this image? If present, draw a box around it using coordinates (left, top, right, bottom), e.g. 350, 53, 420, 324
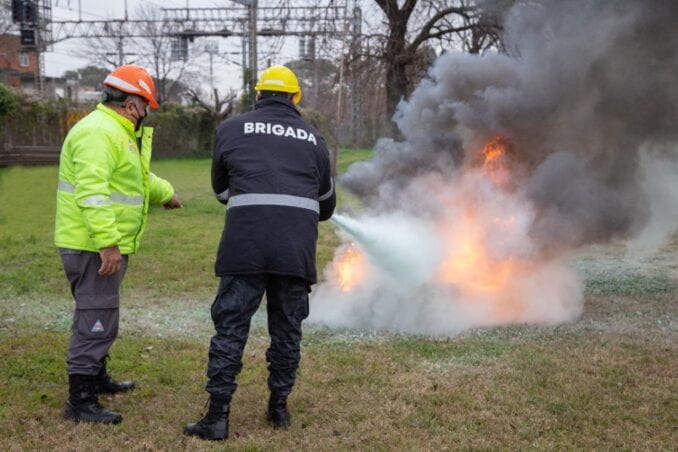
0, 145, 61, 166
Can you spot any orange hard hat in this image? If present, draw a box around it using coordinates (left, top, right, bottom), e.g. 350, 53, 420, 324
103, 65, 159, 109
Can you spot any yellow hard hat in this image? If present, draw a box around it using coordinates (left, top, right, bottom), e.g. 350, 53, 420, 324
255, 65, 302, 105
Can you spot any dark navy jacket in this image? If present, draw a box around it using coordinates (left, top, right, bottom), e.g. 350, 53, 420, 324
212, 97, 336, 283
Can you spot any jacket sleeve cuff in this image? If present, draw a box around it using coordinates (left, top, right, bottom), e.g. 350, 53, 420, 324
149, 172, 175, 204
160, 186, 175, 205
93, 232, 122, 250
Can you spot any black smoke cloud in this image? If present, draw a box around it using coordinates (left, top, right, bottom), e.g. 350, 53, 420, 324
342, 0, 678, 252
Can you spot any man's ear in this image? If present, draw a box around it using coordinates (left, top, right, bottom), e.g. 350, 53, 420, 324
122, 96, 134, 110
255, 92, 261, 102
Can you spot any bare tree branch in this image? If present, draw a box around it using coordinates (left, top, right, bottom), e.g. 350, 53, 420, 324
360, 0, 507, 137
0, 0, 17, 35
407, 6, 474, 53
188, 87, 236, 126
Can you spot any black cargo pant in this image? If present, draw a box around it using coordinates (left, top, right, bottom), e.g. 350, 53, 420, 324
60, 249, 128, 375
206, 274, 310, 401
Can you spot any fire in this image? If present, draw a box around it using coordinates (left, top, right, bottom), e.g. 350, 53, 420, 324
481, 136, 511, 186
329, 136, 526, 319
434, 205, 528, 321
426, 135, 527, 309
483, 137, 505, 164
315, 133, 583, 333
334, 243, 367, 292
436, 212, 515, 294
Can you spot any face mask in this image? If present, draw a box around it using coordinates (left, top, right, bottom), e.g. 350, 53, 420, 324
127, 99, 148, 130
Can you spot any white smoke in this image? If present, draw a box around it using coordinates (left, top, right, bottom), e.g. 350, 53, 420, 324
309, 0, 678, 335
330, 213, 442, 290
309, 170, 584, 335
310, 258, 582, 335
626, 144, 678, 259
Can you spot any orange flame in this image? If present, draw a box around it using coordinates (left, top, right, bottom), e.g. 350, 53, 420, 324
334, 243, 367, 292
437, 212, 513, 294
330, 138, 526, 321
482, 136, 511, 186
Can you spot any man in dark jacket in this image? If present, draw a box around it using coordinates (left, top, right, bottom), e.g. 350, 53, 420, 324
184, 65, 336, 441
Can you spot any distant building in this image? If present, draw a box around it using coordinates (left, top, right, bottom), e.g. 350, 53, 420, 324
50, 81, 101, 104
0, 33, 39, 93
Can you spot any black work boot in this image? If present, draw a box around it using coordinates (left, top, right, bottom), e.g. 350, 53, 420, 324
95, 357, 135, 394
64, 374, 123, 424
184, 396, 230, 441
267, 394, 290, 428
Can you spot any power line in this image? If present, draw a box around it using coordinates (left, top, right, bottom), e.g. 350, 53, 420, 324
52, 6, 109, 20
26, 1, 363, 108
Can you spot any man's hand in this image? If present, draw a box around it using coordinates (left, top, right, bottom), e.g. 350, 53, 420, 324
99, 246, 122, 276
163, 193, 183, 209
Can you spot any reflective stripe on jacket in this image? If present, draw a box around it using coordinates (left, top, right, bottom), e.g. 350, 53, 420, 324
54, 103, 174, 254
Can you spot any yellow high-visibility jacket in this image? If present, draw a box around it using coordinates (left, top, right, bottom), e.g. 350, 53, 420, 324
55, 103, 174, 254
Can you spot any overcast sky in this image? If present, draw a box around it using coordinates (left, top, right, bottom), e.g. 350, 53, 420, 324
45, 0, 303, 91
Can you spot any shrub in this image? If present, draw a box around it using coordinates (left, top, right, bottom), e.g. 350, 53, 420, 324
143, 103, 215, 158
0, 83, 18, 120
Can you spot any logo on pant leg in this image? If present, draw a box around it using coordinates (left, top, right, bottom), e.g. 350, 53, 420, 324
91, 320, 105, 333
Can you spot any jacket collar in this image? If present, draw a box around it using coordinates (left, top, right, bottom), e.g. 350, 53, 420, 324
97, 103, 137, 136
254, 96, 300, 116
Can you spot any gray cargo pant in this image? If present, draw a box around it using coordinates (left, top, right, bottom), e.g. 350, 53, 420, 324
59, 248, 128, 375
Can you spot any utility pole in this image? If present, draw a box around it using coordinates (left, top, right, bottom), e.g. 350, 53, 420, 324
241, 21, 248, 93
117, 38, 124, 66
333, 2, 352, 175
231, 0, 257, 109
45, 1, 348, 108
106, 36, 136, 66
248, 0, 258, 109
204, 40, 219, 98
350, 4, 361, 147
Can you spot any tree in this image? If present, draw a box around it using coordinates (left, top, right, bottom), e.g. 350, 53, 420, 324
285, 58, 339, 117
0, 0, 16, 35
165, 77, 192, 104
62, 66, 109, 89
369, 0, 504, 135
133, 3, 195, 104
71, 30, 138, 70
188, 87, 236, 127
0, 81, 18, 120
71, 4, 197, 104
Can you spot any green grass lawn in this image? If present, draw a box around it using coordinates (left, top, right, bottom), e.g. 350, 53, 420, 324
0, 151, 676, 450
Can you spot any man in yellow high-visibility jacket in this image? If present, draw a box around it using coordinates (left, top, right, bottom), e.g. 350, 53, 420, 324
54, 64, 182, 425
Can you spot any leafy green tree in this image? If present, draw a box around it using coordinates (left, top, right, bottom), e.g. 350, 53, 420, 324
0, 83, 18, 120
